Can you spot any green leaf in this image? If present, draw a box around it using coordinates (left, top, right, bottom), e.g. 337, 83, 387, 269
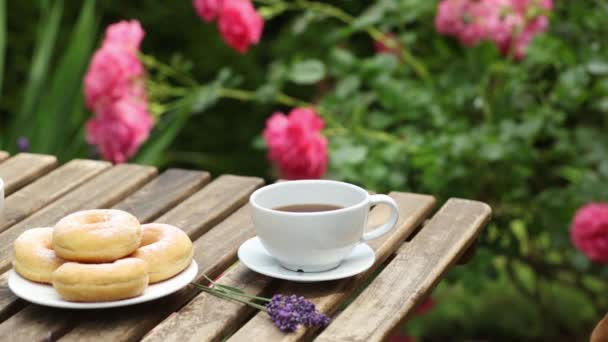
11, 0, 64, 145
33, 0, 97, 154
335, 75, 360, 99
0, 0, 6, 98
351, 1, 393, 29
252, 135, 265, 150
135, 107, 191, 166
329, 48, 356, 76
191, 85, 220, 113
292, 11, 316, 35
288, 59, 325, 85
254, 84, 278, 103
587, 60, 608, 76
332, 144, 368, 165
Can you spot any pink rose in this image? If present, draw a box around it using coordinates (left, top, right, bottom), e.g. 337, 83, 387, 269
495, 0, 552, 59
435, 0, 552, 59
193, 0, 223, 22
102, 20, 145, 51
84, 44, 144, 111
84, 20, 152, 163
435, 0, 470, 37
570, 203, 608, 263
263, 108, 328, 180
218, 0, 264, 53
86, 98, 153, 163
435, 0, 492, 46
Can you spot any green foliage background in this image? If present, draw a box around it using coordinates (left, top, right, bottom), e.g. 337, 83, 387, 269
1, 0, 607, 340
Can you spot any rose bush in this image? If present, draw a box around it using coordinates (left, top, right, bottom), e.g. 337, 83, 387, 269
2, 0, 607, 339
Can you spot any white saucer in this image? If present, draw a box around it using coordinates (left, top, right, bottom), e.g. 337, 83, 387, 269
8, 260, 198, 309
238, 237, 375, 282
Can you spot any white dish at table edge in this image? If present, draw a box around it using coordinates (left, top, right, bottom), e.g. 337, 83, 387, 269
8, 260, 198, 309
238, 237, 375, 282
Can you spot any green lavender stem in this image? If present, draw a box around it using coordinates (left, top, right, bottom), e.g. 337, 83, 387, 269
190, 282, 268, 311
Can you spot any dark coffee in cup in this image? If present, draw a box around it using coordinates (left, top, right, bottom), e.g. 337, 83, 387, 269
273, 204, 343, 213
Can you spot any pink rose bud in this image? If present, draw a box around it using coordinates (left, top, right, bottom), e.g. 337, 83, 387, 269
570, 203, 608, 264
374, 33, 401, 55
218, 0, 264, 53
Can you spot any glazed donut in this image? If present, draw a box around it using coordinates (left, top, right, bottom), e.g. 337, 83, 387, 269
52, 258, 148, 302
13, 227, 65, 283
131, 223, 193, 283
53, 209, 142, 262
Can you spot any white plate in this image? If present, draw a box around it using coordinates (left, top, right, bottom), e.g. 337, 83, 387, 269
8, 260, 198, 309
238, 237, 375, 282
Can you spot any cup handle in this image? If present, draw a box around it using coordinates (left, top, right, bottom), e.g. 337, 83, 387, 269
361, 194, 399, 242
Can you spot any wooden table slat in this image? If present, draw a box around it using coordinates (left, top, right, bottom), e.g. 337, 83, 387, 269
0, 153, 57, 195
155, 175, 263, 240
114, 169, 211, 223
0, 168, 210, 341
0, 159, 111, 233
0, 152, 8, 163
314, 198, 491, 342
20, 175, 263, 342
143, 192, 436, 342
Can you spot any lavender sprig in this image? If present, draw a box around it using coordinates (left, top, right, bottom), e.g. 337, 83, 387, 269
190, 278, 330, 333
17, 137, 29, 152
266, 294, 330, 332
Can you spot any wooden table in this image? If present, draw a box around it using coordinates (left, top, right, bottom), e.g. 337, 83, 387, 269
0, 153, 491, 342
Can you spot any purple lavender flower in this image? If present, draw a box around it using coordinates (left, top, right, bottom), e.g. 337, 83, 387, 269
266, 294, 330, 333
17, 137, 29, 152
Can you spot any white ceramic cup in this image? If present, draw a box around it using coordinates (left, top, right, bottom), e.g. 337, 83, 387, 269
250, 180, 399, 272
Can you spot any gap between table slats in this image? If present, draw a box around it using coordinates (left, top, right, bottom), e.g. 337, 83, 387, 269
314, 198, 491, 342
0, 153, 58, 195
0, 168, 209, 340
141, 192, 436, 342
0, 159, 111, 233
0, 175, 263, 342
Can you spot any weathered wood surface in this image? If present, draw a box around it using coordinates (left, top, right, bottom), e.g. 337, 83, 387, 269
314, 199, 491, 342
0, 164, 156, 274
143, 193, 436, 342
9, 176, 263, 342
0, 155, 495, 342
114, 169, 210, 222
0, 271, 22, 323
0, 153, 57, 195
0, 159, 111, 233
0, 169, 210, 341
154, 175, 262, 240
143, 262, 268, 342
0, 152, 8, 163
